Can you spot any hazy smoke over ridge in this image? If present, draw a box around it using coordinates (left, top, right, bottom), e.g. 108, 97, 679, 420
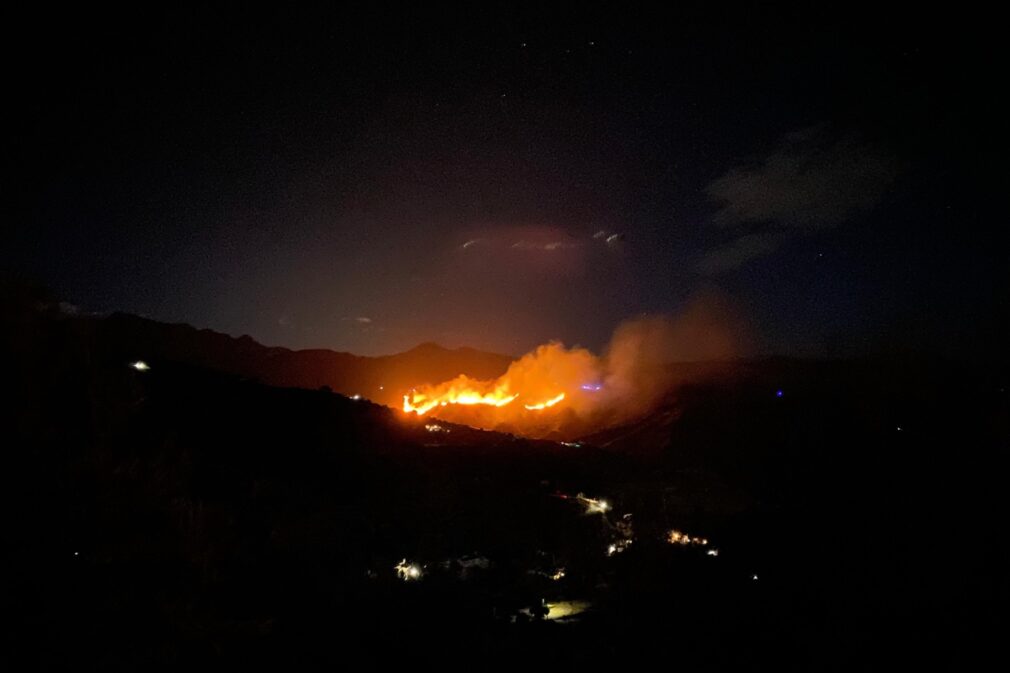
404, 293, 746, 437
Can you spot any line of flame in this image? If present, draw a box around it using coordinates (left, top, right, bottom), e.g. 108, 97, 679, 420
523, 392, 565, 410
403, 392, 519, 416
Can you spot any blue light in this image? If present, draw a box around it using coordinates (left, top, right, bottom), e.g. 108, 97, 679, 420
775, 390, 783, 398
581, 383, 603, 392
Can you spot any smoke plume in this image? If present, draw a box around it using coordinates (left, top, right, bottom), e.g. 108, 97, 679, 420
403, 293, 746, 438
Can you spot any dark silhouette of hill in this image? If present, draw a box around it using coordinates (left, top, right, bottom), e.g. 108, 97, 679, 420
4, 284, 1007, 669
79, 311, 513, 407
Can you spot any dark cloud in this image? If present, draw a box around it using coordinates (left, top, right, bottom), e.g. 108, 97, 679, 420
341, 316, 375, 328
458, 227, 624, 254
698, 126, 900, 273
708, 125, 900, 228
592, 230, 625, 246
511, 240, 580, 251
696, 232, 781, 275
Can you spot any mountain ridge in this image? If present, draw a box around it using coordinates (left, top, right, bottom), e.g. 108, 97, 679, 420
78, 311, 515, 407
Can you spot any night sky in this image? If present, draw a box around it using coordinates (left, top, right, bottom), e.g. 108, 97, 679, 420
8, 7, 1005, 359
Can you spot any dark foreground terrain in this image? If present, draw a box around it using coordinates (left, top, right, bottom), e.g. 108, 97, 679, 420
6, 297, 1007, 670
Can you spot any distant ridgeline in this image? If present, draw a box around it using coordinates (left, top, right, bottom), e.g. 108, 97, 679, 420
0, 280, 514, 408
82, 312, 514, 408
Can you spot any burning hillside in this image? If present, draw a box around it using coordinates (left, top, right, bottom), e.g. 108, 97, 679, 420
400, 297, 744, 438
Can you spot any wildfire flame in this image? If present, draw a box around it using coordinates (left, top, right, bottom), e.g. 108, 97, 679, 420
523, 392, 565, 410
403, 384, 519, 415
396, 298, 743, 436
403, 390, 566, 415
400, 348, 577, 418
